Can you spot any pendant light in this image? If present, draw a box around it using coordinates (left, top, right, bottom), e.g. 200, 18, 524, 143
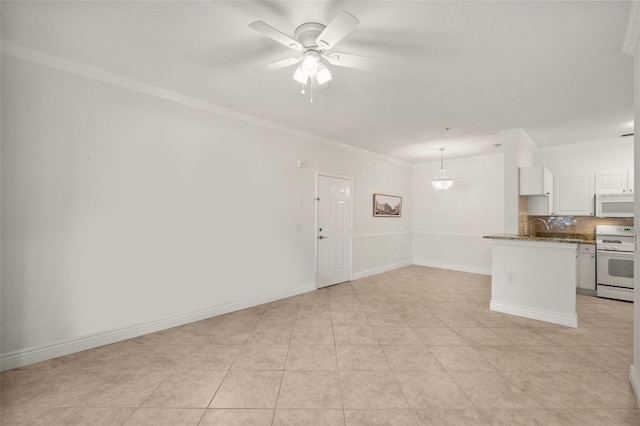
431, 148, 453, 191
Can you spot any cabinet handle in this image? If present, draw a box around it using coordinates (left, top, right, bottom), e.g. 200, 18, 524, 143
623, 189, 626, 193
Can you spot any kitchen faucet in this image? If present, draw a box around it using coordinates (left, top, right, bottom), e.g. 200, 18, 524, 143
529, 218, 550, 237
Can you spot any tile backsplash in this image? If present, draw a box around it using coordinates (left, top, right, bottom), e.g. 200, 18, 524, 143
526, 215, 633, 239
518, 196, 529, 236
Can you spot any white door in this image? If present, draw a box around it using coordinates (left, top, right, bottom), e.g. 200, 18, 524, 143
317, 175, 352, 288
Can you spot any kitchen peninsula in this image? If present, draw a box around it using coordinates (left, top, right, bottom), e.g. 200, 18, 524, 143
484, 234, 581, 327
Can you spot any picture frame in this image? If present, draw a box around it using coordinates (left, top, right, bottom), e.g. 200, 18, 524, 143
373, 193, 402, 217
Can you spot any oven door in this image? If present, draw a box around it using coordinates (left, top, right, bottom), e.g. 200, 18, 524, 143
597, 250, 634, 289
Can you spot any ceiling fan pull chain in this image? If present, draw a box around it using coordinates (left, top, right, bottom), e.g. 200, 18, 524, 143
301, 83, 306, 95
310, 79, 314, 103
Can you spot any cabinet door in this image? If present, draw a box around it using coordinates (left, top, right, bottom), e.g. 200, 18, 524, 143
595, 170, 628, 194
527, 195, 552, 215
542, 167, 553, 196
578, 253, 596, 290
520, 166, 554, 196
520, 166, 543, 195
554, 175, 593, 216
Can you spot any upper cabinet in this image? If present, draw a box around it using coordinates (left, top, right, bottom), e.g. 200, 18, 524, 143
520, 166, 553, 215
595, 169, 634, 194
554, 175, 594, 216
519, 166, 633, 216
520, 166, 553, 196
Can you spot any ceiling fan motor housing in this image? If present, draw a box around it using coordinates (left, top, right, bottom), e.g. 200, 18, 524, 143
294, 22, 327, 50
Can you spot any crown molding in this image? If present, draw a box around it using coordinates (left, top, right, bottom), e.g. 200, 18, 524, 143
498, 127, 538, 151
0, 41, 411, 167
537, 136, 634, 153
623, 1, 640, 56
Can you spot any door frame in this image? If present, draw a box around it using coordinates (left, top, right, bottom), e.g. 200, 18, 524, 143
315, 172, 354, 288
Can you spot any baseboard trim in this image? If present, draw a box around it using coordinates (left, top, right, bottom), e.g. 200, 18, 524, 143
412, 259, 491, 276
0, 282, 316, 372
631, 365, 640, 409
576, 288, 597, 297
351, 260, 413, 280
490, 300, 578, 328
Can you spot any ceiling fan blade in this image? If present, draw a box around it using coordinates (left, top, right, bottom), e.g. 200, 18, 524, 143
316, 10, 359, 50
326, 53, 376, 71
249, 20, 303, 51
258, 57, 301, 71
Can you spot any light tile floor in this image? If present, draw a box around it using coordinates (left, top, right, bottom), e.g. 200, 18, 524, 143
2, 266, 639, 425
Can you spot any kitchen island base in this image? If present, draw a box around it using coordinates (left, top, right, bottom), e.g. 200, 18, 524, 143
489, 239, 578, 328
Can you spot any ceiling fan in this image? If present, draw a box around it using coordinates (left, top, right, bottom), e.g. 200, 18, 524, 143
249, 10, 374, 101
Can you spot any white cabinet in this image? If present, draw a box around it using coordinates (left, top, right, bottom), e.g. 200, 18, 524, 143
520, 166, 553, 195
527, 195, 554, 216
595, 169, 634, 194
554, 175, 594, 216
577, 244, 596, 292
520, 166, 553, 215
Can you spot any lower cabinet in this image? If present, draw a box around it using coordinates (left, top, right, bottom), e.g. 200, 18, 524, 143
577, 244, 596, 292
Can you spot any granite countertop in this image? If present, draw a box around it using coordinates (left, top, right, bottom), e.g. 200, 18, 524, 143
484, 233, 596, 245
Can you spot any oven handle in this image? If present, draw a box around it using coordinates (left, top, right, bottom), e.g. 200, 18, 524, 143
596, 250, 635, 258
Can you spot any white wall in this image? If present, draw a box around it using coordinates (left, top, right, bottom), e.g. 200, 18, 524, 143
627, 0, 640, 408
536, 138, 634, 176
634, 46, 640, 407
352, 155, 413, 278
412, 153, 504, 274
0, 53, 412, 369
502, 129, 537, 233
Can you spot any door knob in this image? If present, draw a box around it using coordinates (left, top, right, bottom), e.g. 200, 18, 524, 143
319, 235, 327, 239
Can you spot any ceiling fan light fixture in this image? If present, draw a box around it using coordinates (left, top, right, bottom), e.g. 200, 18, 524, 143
293, 65, 309, 84
302, 51, 320, 76
316, 62, 332, 85
431, 148, 454, 191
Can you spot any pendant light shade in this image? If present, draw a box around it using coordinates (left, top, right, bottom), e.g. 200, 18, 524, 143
431, 148, 453, 191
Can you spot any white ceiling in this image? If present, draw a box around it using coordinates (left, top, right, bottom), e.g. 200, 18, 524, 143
1, 1, 634, 163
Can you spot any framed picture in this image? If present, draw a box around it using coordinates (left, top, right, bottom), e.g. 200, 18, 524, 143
373, 194, 402, 217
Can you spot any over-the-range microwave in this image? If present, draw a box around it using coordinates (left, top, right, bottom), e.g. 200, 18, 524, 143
595, 193, 634, 217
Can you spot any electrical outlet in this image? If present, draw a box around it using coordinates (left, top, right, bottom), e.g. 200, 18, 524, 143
507, 272, 517, 284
